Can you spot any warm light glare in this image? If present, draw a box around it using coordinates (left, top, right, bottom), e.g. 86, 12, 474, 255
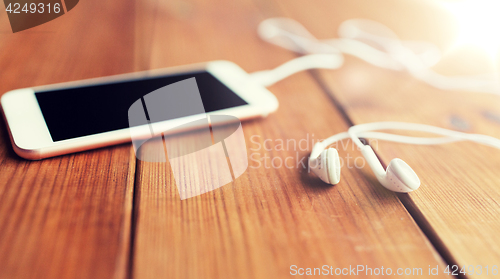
442, 0, 500, 58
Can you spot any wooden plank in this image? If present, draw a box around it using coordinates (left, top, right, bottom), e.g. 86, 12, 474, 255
0, 1, 136, 278
270, 0, 500, 277
131, 0, 451, 278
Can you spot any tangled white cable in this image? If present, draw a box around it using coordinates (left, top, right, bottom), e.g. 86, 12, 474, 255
252, 17, 500, 94
249, 18, 500, 192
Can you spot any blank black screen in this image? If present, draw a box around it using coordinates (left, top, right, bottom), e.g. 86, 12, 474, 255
35, 71, 248, 142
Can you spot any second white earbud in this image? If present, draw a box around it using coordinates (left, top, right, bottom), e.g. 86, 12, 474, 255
360, 145, 420, 192
308, 148, 341, 184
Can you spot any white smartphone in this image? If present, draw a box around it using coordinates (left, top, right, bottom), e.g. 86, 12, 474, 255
1, 61, 278, 160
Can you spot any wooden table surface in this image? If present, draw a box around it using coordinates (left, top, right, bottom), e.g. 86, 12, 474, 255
1, 0, 500, 278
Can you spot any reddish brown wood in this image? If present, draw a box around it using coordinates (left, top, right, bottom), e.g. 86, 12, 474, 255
0, 1, 136, 278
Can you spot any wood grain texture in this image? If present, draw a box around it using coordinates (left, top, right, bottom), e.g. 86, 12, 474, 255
131, 0, 451, 278
0, 1, 136, 278
270, 0, 500, 277
2, 0, 498, 278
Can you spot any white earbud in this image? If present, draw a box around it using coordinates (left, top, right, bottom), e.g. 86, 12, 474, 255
359, 145, 419, 192
309, 122, 500, 193
308, 148, 341, 184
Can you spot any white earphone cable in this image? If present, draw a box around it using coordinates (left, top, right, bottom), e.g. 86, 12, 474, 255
249, 54, 343, 87
252, 17, 500, 93
310, 130, 464, 159
348, 122, 500, 150
310, 122, 500, 159
251, 19, 500, 160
